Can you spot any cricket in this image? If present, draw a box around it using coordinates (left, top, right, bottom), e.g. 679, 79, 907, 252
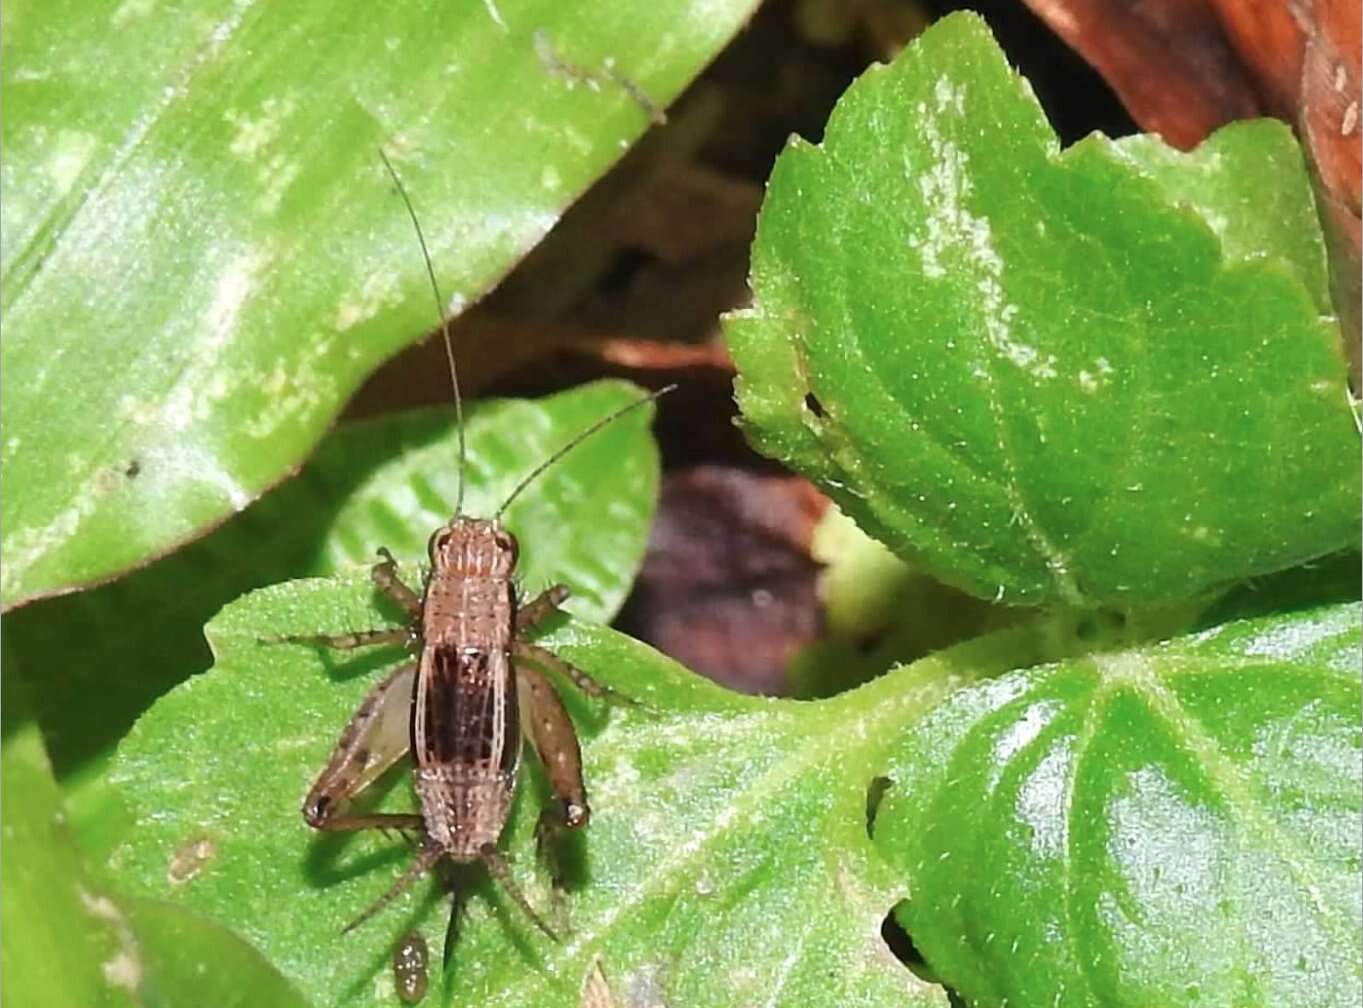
283, 151, 670, 954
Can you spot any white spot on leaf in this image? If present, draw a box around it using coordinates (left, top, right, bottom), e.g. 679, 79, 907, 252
908, 112, 1056, 380
335, 269, 401, 332
46, 130, 97, 197
1016, 744, 1074, 858
112, 0, 155, 25
481, 0, 507, 31
225, 97, 296, 160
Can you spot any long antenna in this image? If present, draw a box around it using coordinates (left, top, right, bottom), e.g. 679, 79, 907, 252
494, 384, 676, 521
378, 148, 467, 516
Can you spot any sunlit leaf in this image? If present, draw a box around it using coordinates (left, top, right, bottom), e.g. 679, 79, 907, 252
727, 12, 1359, 608
876, 603, 1362, 1008
2, 0, 759, 606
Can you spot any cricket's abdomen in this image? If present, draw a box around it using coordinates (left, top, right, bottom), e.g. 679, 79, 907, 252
412, 559, 521, 858
414, 763, 517, 858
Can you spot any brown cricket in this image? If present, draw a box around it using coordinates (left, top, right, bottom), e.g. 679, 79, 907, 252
285, 152, 669, 943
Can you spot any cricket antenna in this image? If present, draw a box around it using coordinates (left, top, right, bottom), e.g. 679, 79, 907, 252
494, 383, 676, 522
378, 148, 467, 516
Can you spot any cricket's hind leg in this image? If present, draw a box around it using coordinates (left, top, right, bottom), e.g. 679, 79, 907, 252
303, 662, 420, 833
517, 661, 595, 933
341, 843, 444, 935
303, 660, 433, 935
478, 844, 559, 943
517, 662, 590, 830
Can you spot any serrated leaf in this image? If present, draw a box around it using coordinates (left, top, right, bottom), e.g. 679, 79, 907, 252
726, 12, 1359, 609
8, 381, 659, 853
875, 602, 1362, 1008
106, 570, 1129, 1005
1109, 127, 1332, 313
1, 0, 759, 608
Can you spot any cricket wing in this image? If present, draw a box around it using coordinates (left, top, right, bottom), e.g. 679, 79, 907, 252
414, 645, 520, 774
303, 662, 416, 826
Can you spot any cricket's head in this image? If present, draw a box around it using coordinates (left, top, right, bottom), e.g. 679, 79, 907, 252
427, 517, 519, 578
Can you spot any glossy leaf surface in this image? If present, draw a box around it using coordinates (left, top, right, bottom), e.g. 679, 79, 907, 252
876, 603, 1363, 1008
9, 382, 659, 849
2, 0, 758, 606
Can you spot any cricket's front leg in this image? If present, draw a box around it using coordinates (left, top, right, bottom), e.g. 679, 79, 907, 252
281, 627, 411, 650
516, 584, 570, 632
477, 843, 559, 943
303, 661, 422, 833
372, 547, 421, 618
275, 549, 419, 650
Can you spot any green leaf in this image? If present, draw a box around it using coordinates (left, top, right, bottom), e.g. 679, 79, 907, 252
9, 381, 659, 849
725, 12, 1359, 609
1, 0, 759, 608
2, 673, 308, 1007
788, 504, 1006, 699
875, 602, 1362, 1008
120, 896, 310, 1008
1109, 127, 1332, 314
2, 683, 126, 1007
108, 565, 1121, 1006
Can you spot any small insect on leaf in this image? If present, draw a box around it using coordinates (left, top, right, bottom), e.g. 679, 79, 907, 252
278, 153, 674, 966
392, 930, 429, 1004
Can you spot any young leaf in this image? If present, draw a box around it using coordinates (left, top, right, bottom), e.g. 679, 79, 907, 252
108, 569, 1109, 1006
875, 602, 1362, 1008
788, 505, 1006, 699
1, 0, 760, 608
10, 382, 659, 849
726, 12, 1360, 609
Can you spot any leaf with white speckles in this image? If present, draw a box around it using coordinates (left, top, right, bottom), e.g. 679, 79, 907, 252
9, 381, 660, 833
875, 602, 1363, 1008
107, 570, 1031, 1007
725, 12, 1359, 608
1, 0, 762, 608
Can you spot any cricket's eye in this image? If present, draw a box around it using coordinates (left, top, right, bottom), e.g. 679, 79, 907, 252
494, 530, 519, 563
428, 529, 453, 559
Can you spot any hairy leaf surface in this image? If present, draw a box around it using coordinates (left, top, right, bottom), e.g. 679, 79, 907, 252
727, 13, 1359, 608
